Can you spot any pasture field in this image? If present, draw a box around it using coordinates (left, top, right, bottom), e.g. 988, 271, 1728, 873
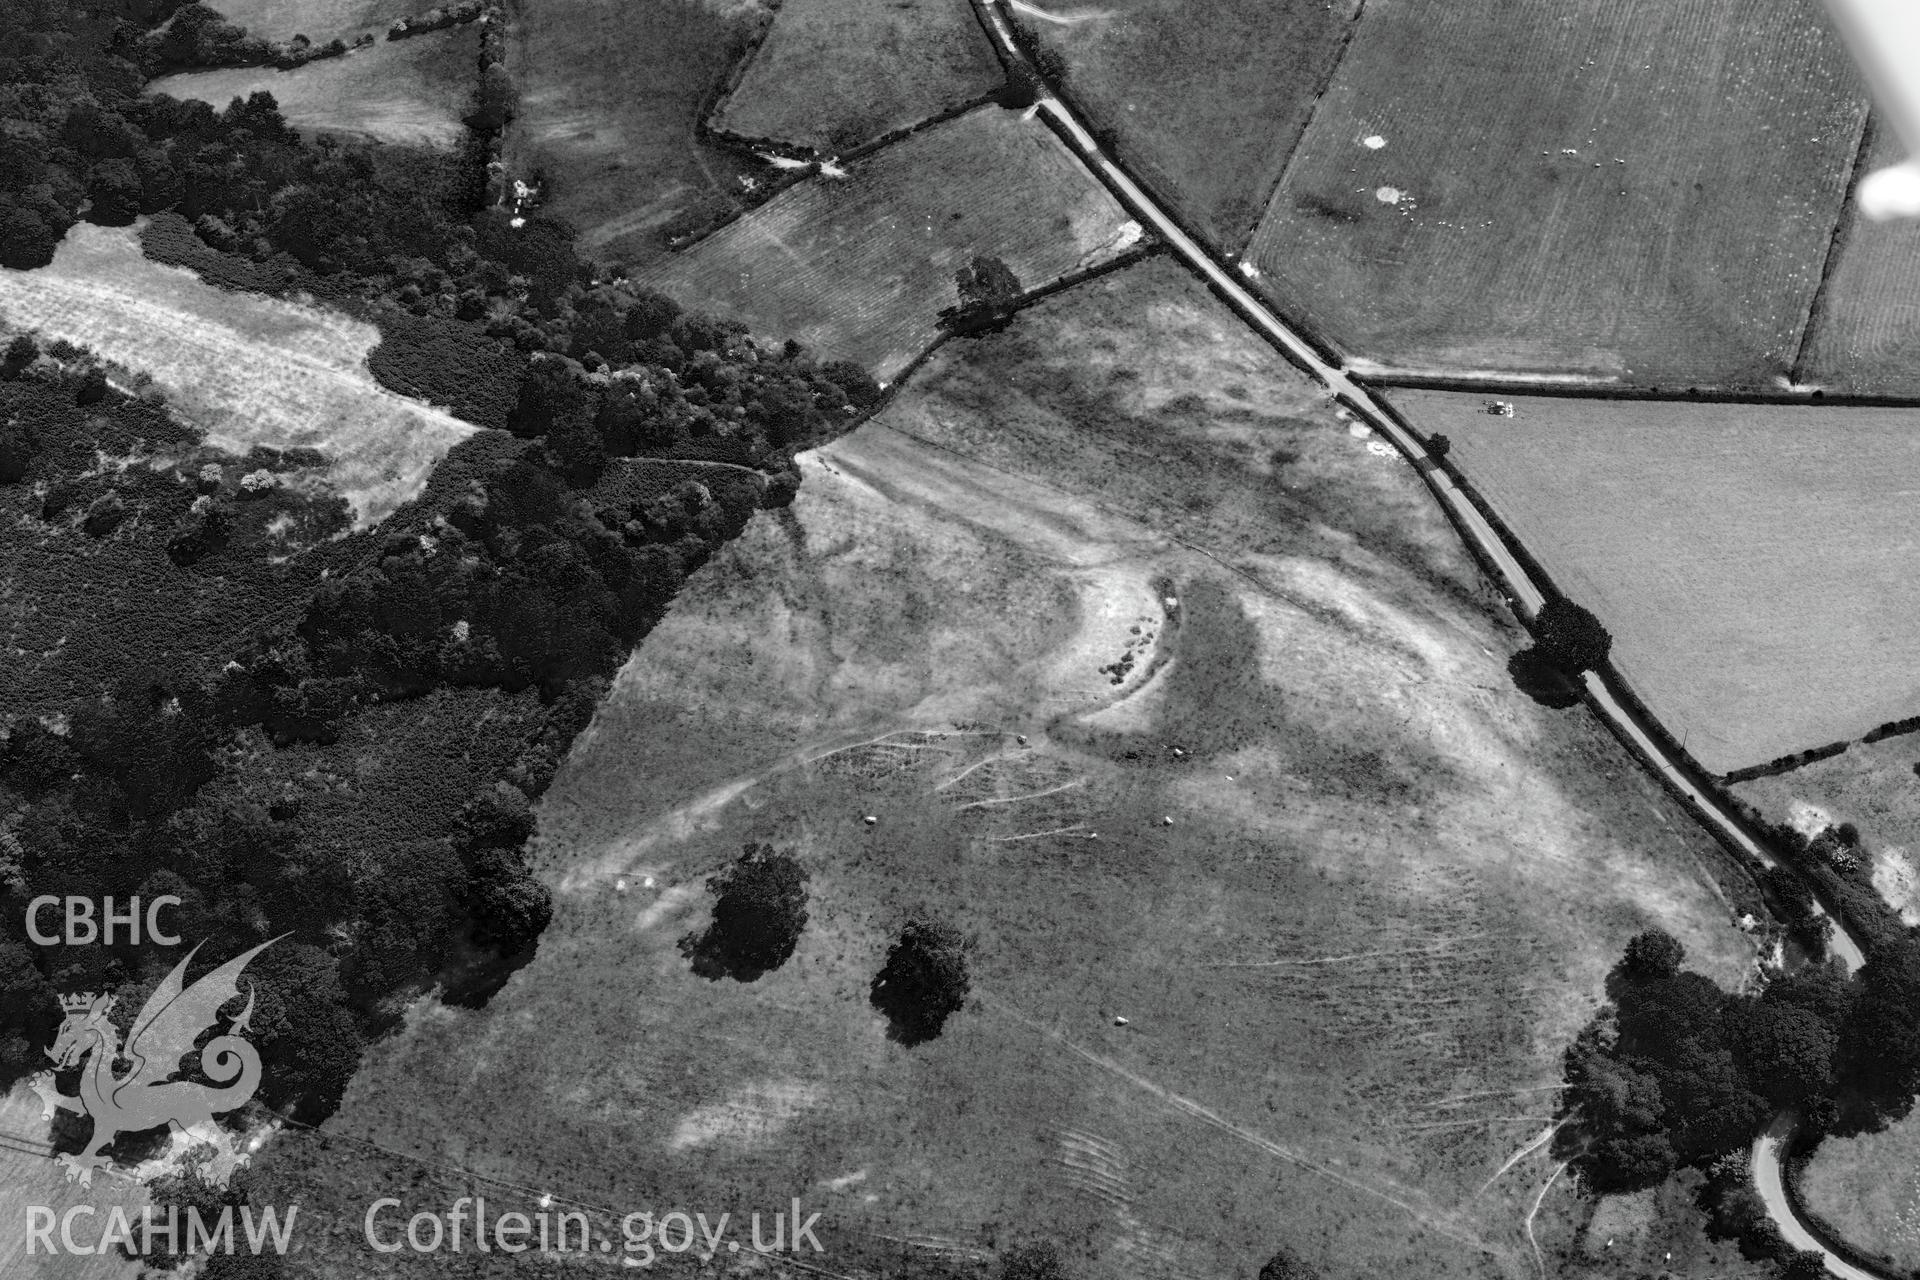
505, 0, 769, 267
198, 0, 421, 41
1023, 0, 1360, 249
1799, 1110, 1920, 1274
273, 261, 1760, 1280
1734, 734, 1920, 926
0, 223, 475, 526
711, 0, 1003, 152
1387, 389, 1920, 776
1796, 116, 1920, 395
636, 106, 1138, 378
0, 1089, 143, 1280
147, 24, 478, 148
1245, 0, 1866, 385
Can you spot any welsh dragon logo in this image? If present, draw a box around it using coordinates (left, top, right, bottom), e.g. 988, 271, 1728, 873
29, 937, 281, 1189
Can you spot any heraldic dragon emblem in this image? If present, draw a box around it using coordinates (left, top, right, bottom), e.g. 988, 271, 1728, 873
29, 937, 281, 1189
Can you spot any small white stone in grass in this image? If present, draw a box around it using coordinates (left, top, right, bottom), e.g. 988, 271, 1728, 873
1162, 816, 1174, 826
863, 814, 877, 825
1362, 134, 1386, 150
615, 878, 628, 892
1016, 734, 1029, 745
642, 876, 655, 889
538, 1194, 553, 1210
1113, 1016, 1130, 1027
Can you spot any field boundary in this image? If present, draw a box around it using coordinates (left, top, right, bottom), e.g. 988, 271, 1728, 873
1357, 387, 1890, 948
1721, 739, 1853, 785
1231, 0, 1368, 258
968, 0, 1350, 369
700, 0, 1004, 158
1352, 370, 1920, 407
1791, 112, 1879, 386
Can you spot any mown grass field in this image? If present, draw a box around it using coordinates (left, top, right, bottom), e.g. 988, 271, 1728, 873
0, 223, 475, 525
1245, 0, 1866, 385
1026, 0, 1360, 250
637, 106, 1138, 378
274, 261, 1761, 1280
505, 0, 768, 268
147, 24, 478, 148
711, 0, 1003, 152
1800, 1109, 1920, 1274
1795, 116, 1920, 395
1388, 389, 1920, 776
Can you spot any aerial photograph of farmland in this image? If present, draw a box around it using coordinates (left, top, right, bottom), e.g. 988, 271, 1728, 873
9, 0, 1920, 1278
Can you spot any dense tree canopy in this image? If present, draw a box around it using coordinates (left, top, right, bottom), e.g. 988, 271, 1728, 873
681, 844, 811, 982
870, 916, 970, 1045
1529, 595, 1612, 673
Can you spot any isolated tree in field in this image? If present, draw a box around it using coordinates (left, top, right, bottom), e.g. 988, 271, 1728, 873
941, 255, 1025, 337
1529, 595, 1612, 673
1257, 1246, 1322, 1280
869, 916, 970, 1045
998, 63, 1043, 110
1621, 929, 1685, 981
1426, 432, 1451, 458
681, 843, 809, 981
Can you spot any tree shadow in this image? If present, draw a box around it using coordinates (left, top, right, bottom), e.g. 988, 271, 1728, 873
1508, 646, 1582, 709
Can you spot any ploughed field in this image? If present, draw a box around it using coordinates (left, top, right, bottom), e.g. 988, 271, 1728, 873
1243, 0, 1866, 386
1387, 390, 1920, 776
274, 261, 1759, 1280
710, 0, 1003, 153
636, 105, 1140, 379
1025, 0, 1361, 249
1796, 115, 1920, 396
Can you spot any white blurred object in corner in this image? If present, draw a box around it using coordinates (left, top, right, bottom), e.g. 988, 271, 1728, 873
1826, 0, 1920, 218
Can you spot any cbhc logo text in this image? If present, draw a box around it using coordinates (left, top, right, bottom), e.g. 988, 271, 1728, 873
26, 896, 182, 946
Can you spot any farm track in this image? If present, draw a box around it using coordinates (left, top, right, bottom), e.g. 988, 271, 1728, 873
964, 0, 1879, 1271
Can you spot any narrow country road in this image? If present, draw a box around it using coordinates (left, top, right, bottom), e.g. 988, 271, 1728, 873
970, 1, 1878, 1272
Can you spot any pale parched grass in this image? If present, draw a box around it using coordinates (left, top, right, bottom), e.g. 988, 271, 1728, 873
0, 223, 475, 526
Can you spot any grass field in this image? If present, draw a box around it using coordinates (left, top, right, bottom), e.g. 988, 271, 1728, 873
1026, 0, 1360, 249
265, 260, 1761, 1280
505, 0, 769, 268
0, 223, 475, 525
147, 25, 478, 148
1734, 733, 1920, 925
636, 106, 1138, 378
196, 0, 421, 41
1244, 0, 1867, 385
1800, 1109, 1920, 1273
1387, 389, 1920, 776
711, 0, 1003, 152
1795, 115, 1920, 395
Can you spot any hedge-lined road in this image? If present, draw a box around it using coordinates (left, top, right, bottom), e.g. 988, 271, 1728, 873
971, 1, 1875, 1273
971, 0, 1864, 972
